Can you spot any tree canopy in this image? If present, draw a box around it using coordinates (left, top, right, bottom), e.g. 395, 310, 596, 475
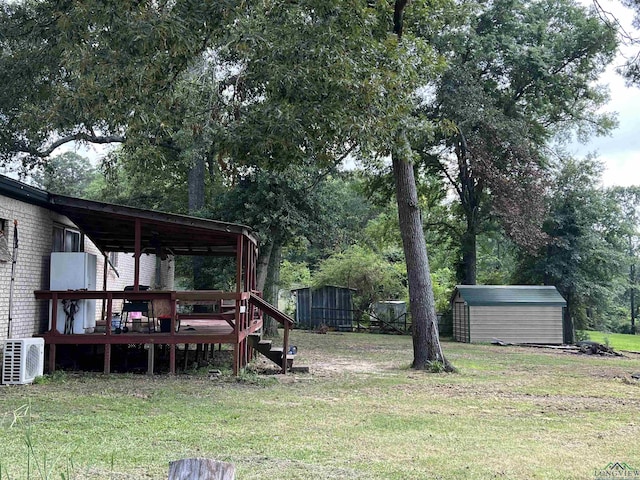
417, 0, 618, 285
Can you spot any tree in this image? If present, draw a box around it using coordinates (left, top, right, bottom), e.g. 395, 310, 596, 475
514, 156, 625, 341
0, 1, 231, 165
606, 186, 640, 332
30, 152, 98, 197
418, 0, 618, 285
215, 0, 455, 369
0, 0, 454, 370
313, 244, 407, 320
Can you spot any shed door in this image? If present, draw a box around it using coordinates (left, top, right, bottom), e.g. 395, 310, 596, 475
453, 301, 470, 343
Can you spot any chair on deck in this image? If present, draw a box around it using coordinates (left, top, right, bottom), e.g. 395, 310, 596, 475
119, 285, 155, 333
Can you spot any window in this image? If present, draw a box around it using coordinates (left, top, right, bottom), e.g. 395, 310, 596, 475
52, 225, 82, 252
108, 251, 119, 268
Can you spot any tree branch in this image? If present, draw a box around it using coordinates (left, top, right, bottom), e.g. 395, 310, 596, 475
15, 132, 126, 158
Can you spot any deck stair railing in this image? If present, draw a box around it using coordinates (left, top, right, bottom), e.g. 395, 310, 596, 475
248, 292, 296, 372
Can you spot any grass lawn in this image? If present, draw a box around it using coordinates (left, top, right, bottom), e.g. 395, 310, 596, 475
581, 331, 640, 353
2, 331, 640, 479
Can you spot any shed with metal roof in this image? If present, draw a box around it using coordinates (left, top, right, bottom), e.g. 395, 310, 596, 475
451, 285, 566, 344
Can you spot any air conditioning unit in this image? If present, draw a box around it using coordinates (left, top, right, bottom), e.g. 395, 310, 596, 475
2, 338, 45, 385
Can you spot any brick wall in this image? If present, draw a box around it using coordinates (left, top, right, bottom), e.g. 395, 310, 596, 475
0, 196, 54, 340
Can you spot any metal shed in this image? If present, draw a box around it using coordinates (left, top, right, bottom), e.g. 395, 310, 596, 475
452, 285, 566, 344
292, 286, 355, 330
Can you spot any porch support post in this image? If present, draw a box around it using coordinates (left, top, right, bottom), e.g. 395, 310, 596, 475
134, 218, 141, 290
235, 235, 244, 375
48, 344, 56, 373
233, 343, 239, 376
170, 344, 176, 375
235, 234, 243, 293
50, 292, 58, 333
147, 344, 154, 375
104, 292, 113, 374
101, 253, 108, 322
104, 344, 111, 374
48, 293, 58, 373
282, 321, 290, 374
106, 293, 113, 336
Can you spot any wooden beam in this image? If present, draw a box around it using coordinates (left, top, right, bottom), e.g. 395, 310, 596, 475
147, 344, 154, 375
170, 344, 176, 375
134, 218, 141, 290
104, 344, 111, 374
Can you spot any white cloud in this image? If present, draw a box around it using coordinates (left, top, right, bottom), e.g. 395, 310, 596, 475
573, 0, 640, 186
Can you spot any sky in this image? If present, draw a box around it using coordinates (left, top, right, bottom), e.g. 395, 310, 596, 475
572, 0, 640, 187
570, 63, 640, 187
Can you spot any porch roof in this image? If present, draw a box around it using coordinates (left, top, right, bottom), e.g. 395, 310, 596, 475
48, 194, 258, 256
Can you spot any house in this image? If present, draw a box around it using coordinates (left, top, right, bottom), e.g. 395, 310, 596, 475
451, 285, 566, 344
0, 175, 161, 341
1, 174, 294, 376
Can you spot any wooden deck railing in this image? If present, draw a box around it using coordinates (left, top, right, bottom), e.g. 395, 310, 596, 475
34, 289, 264, 375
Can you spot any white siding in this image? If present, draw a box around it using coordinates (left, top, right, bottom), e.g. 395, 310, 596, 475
469, 305, 563, 344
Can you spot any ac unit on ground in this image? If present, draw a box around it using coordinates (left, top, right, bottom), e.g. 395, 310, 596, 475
2, 338, 45, 385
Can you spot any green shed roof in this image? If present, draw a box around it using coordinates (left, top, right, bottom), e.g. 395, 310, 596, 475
454, 285, 566, 307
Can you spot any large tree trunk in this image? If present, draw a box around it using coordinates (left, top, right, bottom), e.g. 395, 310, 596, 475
263, 241, 282, 337
630, 242, 636, 333
460, 226, 477, 285
256, 240, 273, 294
392, 133, 453, 371
563, 290, 575, 344
456, 139, 481, 286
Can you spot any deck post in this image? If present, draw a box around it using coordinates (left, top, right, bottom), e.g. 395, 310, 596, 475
147, 344, 154, 375
106, 293, 113, 336
104, 344, 111, 374
50, 292, 58, 333
170, 344, 176, 375
48, 293, 58, 372
170, 291, 177, 336
233, 344, 239, 375
134, 218, 141, 290
282, 321, 290, 374
184, 344, 190, 370
104, 293, 113, 374
48, 343, 56, 373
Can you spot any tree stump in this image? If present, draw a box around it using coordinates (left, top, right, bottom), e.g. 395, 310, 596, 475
168, 458, 236, 480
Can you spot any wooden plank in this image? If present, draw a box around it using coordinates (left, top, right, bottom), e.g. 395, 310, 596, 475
248, 293, 295, 326
147, 344, 154, 375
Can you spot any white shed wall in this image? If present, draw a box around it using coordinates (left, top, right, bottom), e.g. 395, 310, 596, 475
469, 305, 563, 344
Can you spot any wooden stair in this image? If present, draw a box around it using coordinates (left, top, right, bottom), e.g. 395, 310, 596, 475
248, 333, 295, 371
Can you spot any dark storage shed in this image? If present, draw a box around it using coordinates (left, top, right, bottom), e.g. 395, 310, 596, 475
452, 285, 566, 344
292, 286, 355, 330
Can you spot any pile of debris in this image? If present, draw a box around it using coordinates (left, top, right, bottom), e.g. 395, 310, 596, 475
491, 338, 624, 357
575, 340, 623, 357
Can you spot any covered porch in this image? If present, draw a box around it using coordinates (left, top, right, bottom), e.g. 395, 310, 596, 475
35, 195, 294, 375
